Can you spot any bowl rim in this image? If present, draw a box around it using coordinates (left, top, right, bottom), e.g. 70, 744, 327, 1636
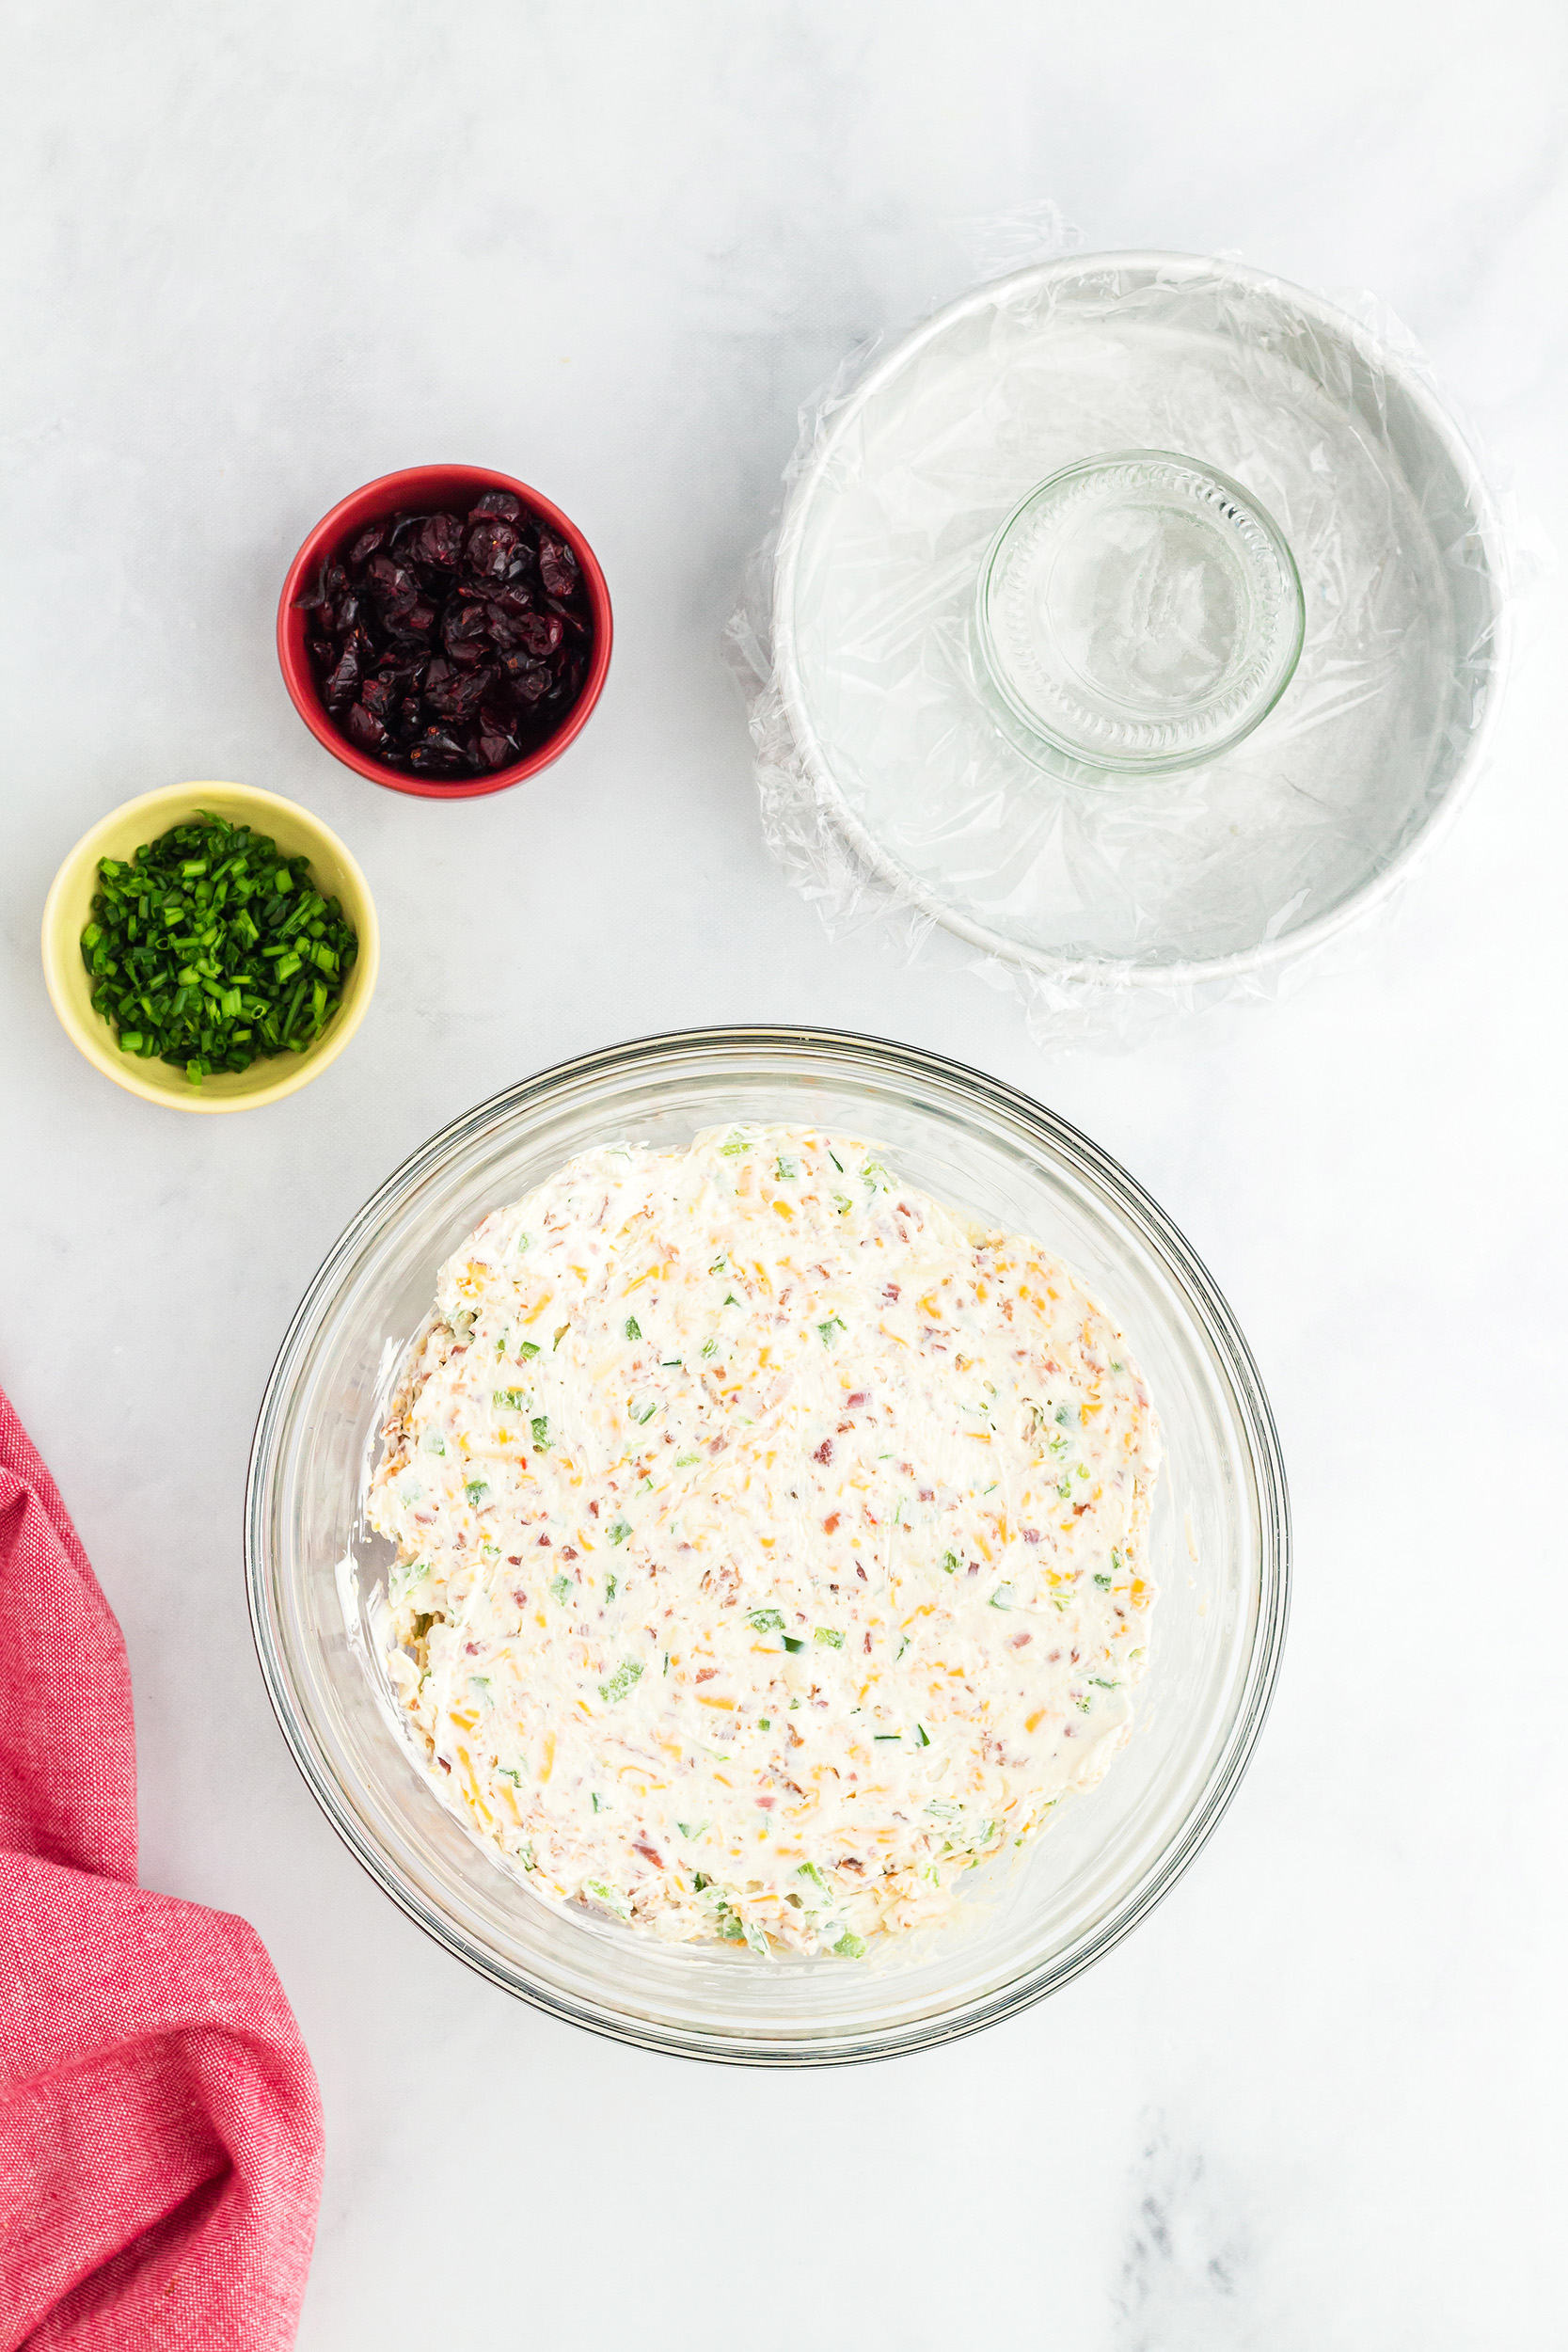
276, 463, 613, 801
770, 248, 1513, 989
40, 780, 380, 1114
245, 1023, 1291, 2062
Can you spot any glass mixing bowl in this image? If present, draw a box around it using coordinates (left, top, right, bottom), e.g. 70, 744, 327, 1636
246, 1028, 1288, 2063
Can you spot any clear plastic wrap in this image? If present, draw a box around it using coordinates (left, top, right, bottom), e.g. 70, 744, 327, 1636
727, 228, 1523, 1045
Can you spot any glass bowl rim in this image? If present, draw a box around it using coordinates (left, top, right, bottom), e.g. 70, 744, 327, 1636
245, 1024, 1291, 2064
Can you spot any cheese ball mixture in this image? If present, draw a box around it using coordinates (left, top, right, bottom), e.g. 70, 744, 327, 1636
368, 1125, 1161, 1957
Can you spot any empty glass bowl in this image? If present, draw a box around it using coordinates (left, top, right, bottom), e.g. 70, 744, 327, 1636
975, 451, 1305, 779
246, 1028, 1288, 2062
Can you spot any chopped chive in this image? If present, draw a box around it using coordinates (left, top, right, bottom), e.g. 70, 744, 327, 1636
915, 1723, 930, 1746
747, 1608, 785, 1632
625, 1316, 641, 1340
814, 1626, 844, 1648
518, 1342, 540, 1359
781, 1635, 806, 1653
531, 1415, 549, 1451
78, 812, 356, 1081
548, 1573, 571, 1604
609, 1519, 631, 1545
833, 1930, 866, 1959
597, 1659, 643, 1705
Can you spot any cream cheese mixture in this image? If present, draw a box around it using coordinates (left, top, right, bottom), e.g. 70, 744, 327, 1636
368, 1124, 1161, 1957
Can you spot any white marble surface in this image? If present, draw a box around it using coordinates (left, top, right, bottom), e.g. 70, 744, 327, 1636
5, 5, 1566, 2344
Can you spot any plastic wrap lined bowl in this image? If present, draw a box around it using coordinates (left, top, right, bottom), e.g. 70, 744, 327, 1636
245, 1028, 1288, 2063
766, 252, 1511, 992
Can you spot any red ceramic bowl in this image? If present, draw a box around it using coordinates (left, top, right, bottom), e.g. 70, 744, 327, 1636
277, 465, 612, 800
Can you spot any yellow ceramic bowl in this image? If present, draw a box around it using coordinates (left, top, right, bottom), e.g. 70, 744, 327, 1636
41, 782, 379, 1113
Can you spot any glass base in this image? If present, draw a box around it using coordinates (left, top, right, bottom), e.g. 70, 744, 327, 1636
974, 451, 1305, 778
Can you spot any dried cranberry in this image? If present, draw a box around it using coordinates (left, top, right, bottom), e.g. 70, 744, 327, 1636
503, 655, 553, 703
426, 661, 492, 722
366, 551, 419, 615
547, 599, 591, 641
515, 611, 564, 658
407, 727, 469, 771
464, 518, 518, 580
442, 603, 490, 665
409, 512, 464, 571
347, 701, 388, 749
538, 535, 579, 599
324, 644, 361, 706
346, 524, 388, 566
471, 490, 523, 523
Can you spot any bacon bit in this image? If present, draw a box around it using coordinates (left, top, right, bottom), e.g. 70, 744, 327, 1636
863, 1631, 872, 1654
755, 1795, 776, 1810
1025, 1708, 1046, 1732
847, 1391, 868, 1407
694, 1667, 718, 1683
882, 1284, 900, 1303
561, 1546, 578, 1561
437, 1755, 451, 1772
855, 1564, 867, 1581
823, 1511, 840, 1534
633, 1840, 664, 1867
1007, 1631, 1032, 1650
815, 1438, 833, 1465
508, 1553, 523, 1565
1022, 1526, 1040, 1543
786, 1722, 803, 1747
588, 1500, 599, 1518
918, 1487, 933, 1502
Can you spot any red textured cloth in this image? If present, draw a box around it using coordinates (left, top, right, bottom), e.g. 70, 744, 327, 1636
0, 1388, 324, 2349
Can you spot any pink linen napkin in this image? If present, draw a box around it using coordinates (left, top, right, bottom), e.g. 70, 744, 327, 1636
0, 1386, 324, 2349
